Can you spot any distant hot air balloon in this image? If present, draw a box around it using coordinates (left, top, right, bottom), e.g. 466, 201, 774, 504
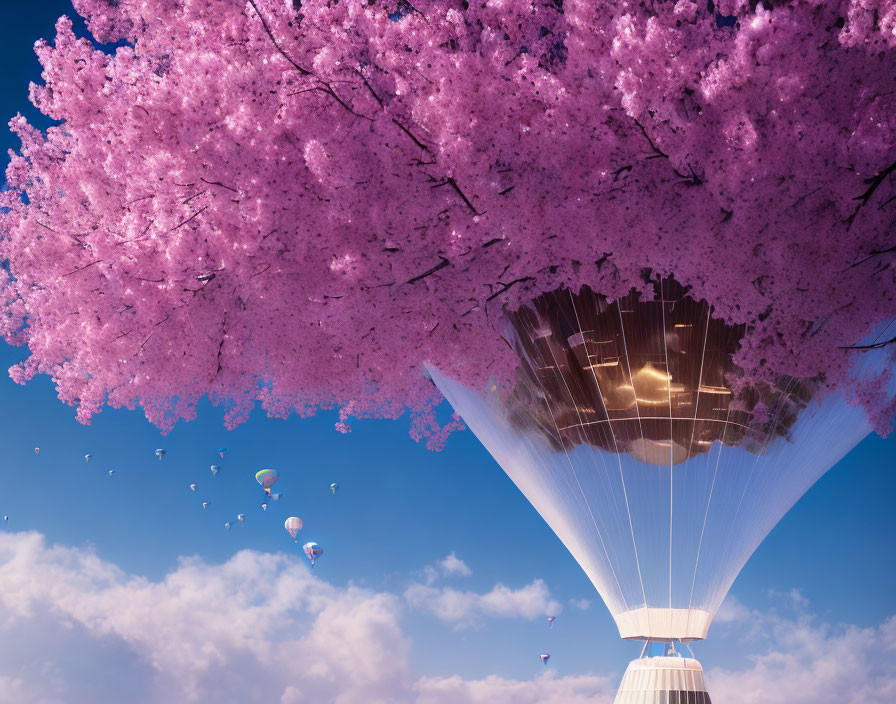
34, 447, 39, 455
224, 522, 231, 530
3, 516, 7, 522
155, 449, 166, 461
270, 493, 282, 501
330, 482, 338, 495
190, 484, 197, 492
303, 542, 323, 566
547, 616, 555, 628
237, 513, 245, 526
261, 503, 268, 511
255, 469, 279, 495
429, 281, 891, 704
210, 465, 220, 476
218, 447, 226, 459
108, 470, 115, 477
84, 453, 93, 463
202, 502, 209, 510
540, 654, 550, 665
284, 516, 303, 540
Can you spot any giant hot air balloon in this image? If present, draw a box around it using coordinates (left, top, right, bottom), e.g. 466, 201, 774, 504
429, 281, 889, 704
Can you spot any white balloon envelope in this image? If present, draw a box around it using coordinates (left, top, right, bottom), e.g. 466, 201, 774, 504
284, 516, 303, 539
430, 283, 887, 643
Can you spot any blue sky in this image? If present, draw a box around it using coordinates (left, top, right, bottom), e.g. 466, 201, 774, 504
1, 4, 895, 703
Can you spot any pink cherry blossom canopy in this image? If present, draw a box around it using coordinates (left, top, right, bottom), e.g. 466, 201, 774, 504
1, 0, 894, 444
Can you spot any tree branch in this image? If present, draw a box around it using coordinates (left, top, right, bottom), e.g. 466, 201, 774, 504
839, 335, 896, 350
63, 260, 102, 276
407, 256, 450, 284
846, 159, 896, 232
246, 0, 311, 75
432, 177, 479, 214
315, 83, 372, 122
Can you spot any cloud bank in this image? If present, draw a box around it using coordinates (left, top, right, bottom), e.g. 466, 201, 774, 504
0, 532, 892, 704
709, 602, 896, 704
405, 579, 562, 629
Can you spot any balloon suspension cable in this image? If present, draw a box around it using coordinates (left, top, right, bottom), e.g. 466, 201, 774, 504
639, 639, 650, 659
684, 640, 696, 659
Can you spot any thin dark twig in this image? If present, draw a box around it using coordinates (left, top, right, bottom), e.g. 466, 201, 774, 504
170, 205, 210, 234
200, 178, 239, 193
182, 189, 208, 205
433, 178, 479, 214
246, 0, 311, 75
391, 118, 429, 152
407, 256, 450, 284
355, 69, 384, 107
214, 313, 227, 375
355, 65, 430, 152
839, 335, 896, 350
847, 159, 896, 231
315, 84, 373, 121
63, 260, 102, 276
843, 244, 896, 271
486, 276, 535, 302
633, 118, 669, 160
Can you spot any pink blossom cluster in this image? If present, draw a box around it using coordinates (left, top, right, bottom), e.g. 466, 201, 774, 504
1, 0, 894, 443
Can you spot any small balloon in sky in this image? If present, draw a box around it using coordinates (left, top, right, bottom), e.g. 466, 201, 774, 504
547, 616, 555, 628
108, 470, 115, 477
224, 522, 231, 530
155, 449, 166, 461
202, 502, 209, 510
255, 469, 279, 495
84, 453, 93, 463
284, 516, 303, 540
210, 465, 220, 476
330, 482, 338, 495
237, 513, 245, 525
217, 447, 226, 458
303, 542, 323, 566
34, 447, 39, 455
270, 493, 282, 501
540, 654, 550, 665
190, 483, 197, 492
3, 516, 7, 522
261, 503, 268, 512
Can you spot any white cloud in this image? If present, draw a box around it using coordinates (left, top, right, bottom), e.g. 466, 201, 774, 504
437, 552, 472, 577
419, 552, 473, 585
415, 673, 616, 704
0, 531, 893, 704
0, 531, 410, 704
0, 674, 65, 704
422, 565, 439, 585
714, 594, 754, 624
765, 587, 811, 613
569, 599, 591, 611
709, 607, 896, 704
404, 579, 562, 629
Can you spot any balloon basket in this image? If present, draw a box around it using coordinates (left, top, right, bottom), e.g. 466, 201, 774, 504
613, 651, 711, 704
